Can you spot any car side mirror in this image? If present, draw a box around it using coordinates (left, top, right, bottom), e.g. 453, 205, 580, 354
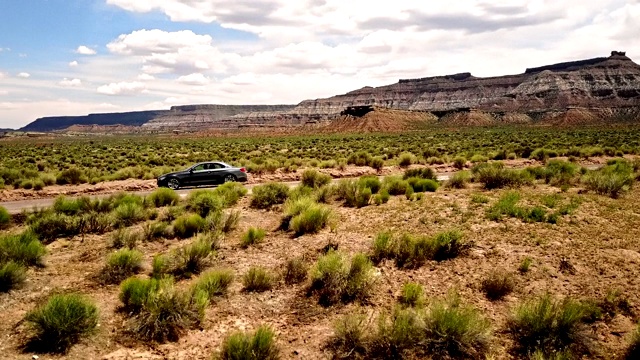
189, 169, 194, 173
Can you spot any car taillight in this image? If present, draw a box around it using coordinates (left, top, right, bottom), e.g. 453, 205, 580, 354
240, 167, 246, 173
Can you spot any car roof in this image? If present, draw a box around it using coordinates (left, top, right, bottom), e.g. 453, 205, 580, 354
193, 161, 232, 167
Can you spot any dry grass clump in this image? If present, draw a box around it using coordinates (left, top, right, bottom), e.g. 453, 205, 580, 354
372, 230, 469, 268
284, 257, 308, 285
146, 188, 180, 207
250, 182, 290, 209
472, 162, 533, 189
152, 235, 217, 278
309, 251, 374, 306
101, 248, 143, 284
191, 268, 234, 300
481, 270, 515, 301
282, 197, 333, 236
398, 282, 424, 308
242, 266, 275, 292
241, 227, 266, 248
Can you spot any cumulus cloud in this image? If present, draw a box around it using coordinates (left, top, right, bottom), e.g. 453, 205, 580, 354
96, 81, 146, 95
59, 78, 82, 87
69, 61, 79, 67
137, 73, 155, 81
17, 72, 30, 78
76, 45, 97, 55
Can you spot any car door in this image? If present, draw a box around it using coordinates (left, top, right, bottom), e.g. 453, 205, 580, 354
207, 163, 227, 184
188, 164, 210, 185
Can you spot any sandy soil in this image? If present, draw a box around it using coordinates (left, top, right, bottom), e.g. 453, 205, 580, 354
1, 177, 639, 359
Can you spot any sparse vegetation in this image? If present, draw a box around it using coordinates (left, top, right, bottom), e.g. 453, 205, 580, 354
241, 227, 266, 248
399, 282, 424, 308
481, 270, 515, 300
472, 162, 533, 189
173, 213, 206, 238
250, 182, 290, 209
301, 169, 332, 188
146, 187, 180, 207
0, 206, 10, 229
191, 268, 234, 300
284, 257, 308, 285
243, 266, 275, 292
101, 248, 144, 284
583, 160, 635, 198
0, 261, 26, 292
309, 251, 374, 306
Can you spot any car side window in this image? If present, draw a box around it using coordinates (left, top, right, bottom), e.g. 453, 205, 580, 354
211, 163, 224, 169
193, 164, 205, 171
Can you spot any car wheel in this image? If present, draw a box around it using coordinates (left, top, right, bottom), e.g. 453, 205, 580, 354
224, 174, 236, 183
168, 178, 180, 190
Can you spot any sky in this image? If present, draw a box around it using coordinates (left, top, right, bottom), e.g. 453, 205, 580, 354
0, 0, 639, 129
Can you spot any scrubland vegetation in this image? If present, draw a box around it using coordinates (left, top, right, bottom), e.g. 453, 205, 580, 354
1, 128, 640, 359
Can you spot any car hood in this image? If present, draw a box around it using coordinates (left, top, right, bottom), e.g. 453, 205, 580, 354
158, 170, 189, 179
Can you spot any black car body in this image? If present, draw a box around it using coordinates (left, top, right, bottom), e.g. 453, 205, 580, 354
157, 162, 247, 189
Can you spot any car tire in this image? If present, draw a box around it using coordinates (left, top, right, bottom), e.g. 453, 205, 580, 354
224, 174, 236, 183
168, 178, 181, 190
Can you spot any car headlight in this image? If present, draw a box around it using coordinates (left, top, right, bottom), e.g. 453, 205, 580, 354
158, 176, 166, 181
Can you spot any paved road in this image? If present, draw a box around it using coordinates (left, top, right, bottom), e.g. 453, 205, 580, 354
0, 174, 455, 214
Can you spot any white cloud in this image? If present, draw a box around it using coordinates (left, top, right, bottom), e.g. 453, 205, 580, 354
0, 71, 5, 79
59, 78, 82, 87
177, 73, 209, 85
17, 72, 30, 78
69, 61, 79, 67
76, 45, 97, 55
137, 73, 155, 81
96, 81, 146, 95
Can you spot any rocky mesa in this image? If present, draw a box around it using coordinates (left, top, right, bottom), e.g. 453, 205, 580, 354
19, 51, 640, 132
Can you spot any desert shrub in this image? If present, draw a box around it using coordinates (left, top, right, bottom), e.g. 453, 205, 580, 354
250, 182, 289, 209
301, 169, 332, 188
56, 167, 87, 185
315, 184, 334, 203
330, 312, 369, 357
212, 182, 248, 207
280, 196, 315, 229
24, 293, 98, 353
241, 227, 266, 248
29, 212, 81, 243
509, 293, 590, 356
582, 162, 635, 198
0, 231, 46, 266
422, 294, 491, 358
147, 188, 180, 207
486, 191, 525, 221
243, 266, 274, 292
109, 192, 145, 208
373, 230, 468, 268
219, 325, 280, 360
453, 156, 467, 170
471, 194, 489, 204
519, 257, 533, 273
131, 285, 208, 342
530, 148, 551, 161
119, 276, 171, 312
285, 199, 332, 236
81, 211, 114, 234
102, 248, 143, 284
309, 251, 374, 306
191, 268, 234, 300
142, 221, 170, 241
481, 270, 515, 301
358, 175, 381, 194
373, 189, 390, 205
0, 206, 9, 229
33, 179, 46, 190
371, 231, 394, 264
408, 178, 439, 192
370, 156, 385, 171
446, 171, 470, 189
111, 228, 142, 249
428, 230, 468, 261
398, 152, 415, 167
204, 210, 240, 234
383, 176, 410, 196
472, 162, 533, 189
0, 261, 27, 292
403, 167, 436, 180
113, 202, 147, 227
173, 214, 206, 238
399, 282, 424, 308
187, 190, 225, 217
164, 237, 216, 278
284, 257, 308, 285
288, 184, 314, 201
545, 160, 578, 186
348, 151, 373, 166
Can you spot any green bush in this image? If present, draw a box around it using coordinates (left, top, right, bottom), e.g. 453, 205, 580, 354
370, 156, 385, 171
427, 230, 468, 262
301, 169, 332, 188
119, 276, 171, 312
545, 160, 578, 186
56, 167, 87, 185
0, 231, 46, 266
0, 261, 27, 292
472, 162, 533, 189
187, 190, 225, 217
24, 293, 98, 353
371, 232, 394, 264
486, 191, 525, 221
147, 188, 180, 207
212, 182, 248, 207
284, 257, 308, 285
383, 176, 410, 196
422, 294, 491, 358
142, 221, 170, 241
330, 312, 369, 357
583, 162, 635, 198
372, 230, 468, 268
509, 293, 590, 356
164, 236, 216, 278
408, 178, 439, 192
113, 202, 147, 227
358, 175, 381, 194
398, 152, 415, 167
309, 251, 374, 306
373, 189, 390, 205
481, 271, 515, 301
348, 151, 373, 166
219, 325, 280, 360
173, 213, 206, 238
250, 182, 290, 209
102, 248, 143, 284
399, 282, 424, 308
446, 171, 470, 189
453, 156, 467, 170
111, 228, 142, 249
403, 167, 436, 180
191, 268, 234, 300
289, 203, 333, 236
519, 257, 533, 273
0, 206, 10, 229
29, 212, 81, 243
243, 266, 274, 292
52, 196, 89, 216
241, 227, 266, 248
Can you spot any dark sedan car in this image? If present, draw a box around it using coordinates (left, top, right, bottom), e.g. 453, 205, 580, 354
157, 162, 247, 190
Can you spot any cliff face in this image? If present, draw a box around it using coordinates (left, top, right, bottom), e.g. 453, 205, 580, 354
20, 111, 169, 132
